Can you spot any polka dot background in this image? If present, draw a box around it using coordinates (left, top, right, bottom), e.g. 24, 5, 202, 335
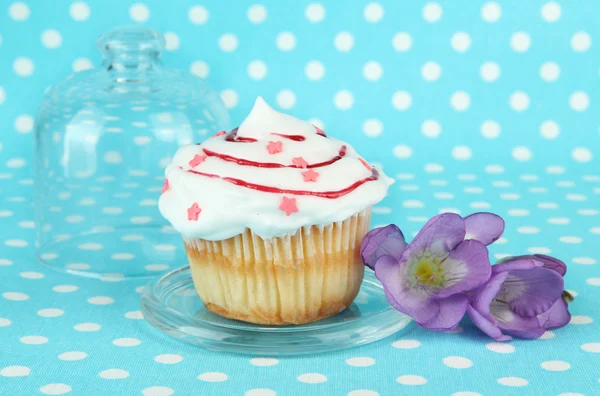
0, 1, 599, 395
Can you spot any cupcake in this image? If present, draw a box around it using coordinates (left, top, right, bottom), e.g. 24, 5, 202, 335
159, 97, 393, 325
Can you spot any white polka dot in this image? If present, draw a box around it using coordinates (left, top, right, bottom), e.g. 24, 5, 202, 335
450, 91, 470, 111
145, 264, 169, 272
245, 389, 276, 396
425, 163, 444, 173
163, 32, 179, 51
421, 62, 441, 81
403, 200, 424, 208
20, 271, 45, 279
247, 4, 267, 23
305, 3, 325, 23
541, 2, 561, 22
421, 120, 441, 138
142, 386, 174, 396
218, 34, 238, 52
276, 32, 296, 51
220, 89, 239, 109
113, 338, 141, 347
125, 310, 144, 320
13, 57, 34, 77
334, 32, 354, 52
481, 2, 501, 22
560, 236, 582, 244
20, 336, 48, 345
397, 375, 427, 386
510, 91, 530, 111
452, 146, 472, 160
1, 366, 30, 377
540, 120, 560, 139
154, 354, 183, 364
540, 62, 560, 82
14, 114, 34, 134
480, 61, 500, 82
363, 119, 383, 138
37, 308, 64, 318
518, 226, 540, 234
498, 377, 528, 387
39, 383, 71, 395
188, 5, 208, 24
297, 373, 327, 384
393, 145, 413, 159
70, 2, 90, 21
452, 393, 482, 396
582, 342, 600, 352
247, 60, 267, 80
348, 391, 379, 396
88, 296, 114, 305
73, 322, 100, 331
334, 90, 354, 110
0, 318, 11, 326
363, 61, 383, 81
129, 3, 149, 22
250, 358, 279, 367
276, 90, 296, 109
479, 120, 500, 139
99, 369, 129, 380
423, 2, 442, 22
443, 356, 473, 369
586, 278, 600, 286
345, 357, 375, 367
566, 193, 586, 201
541, 360, 570, 371
3, 291, 29, 301
190, 61, 209, 78
511, 32, 531, 52
104, 151, 123, 164
571, 32, 591, 52
58, 352, 87, 361
41, 29, 62, 49
392, 339, 421, 349
0, 87, 5, 104
78, 243, 103, 251
451, 32, 471, 52
570, 315, 593, 324
392, 91, 412, 110
486, 342, 515, 353
71, 58, 93, 73
131, 216, 152, 224
9, 2, 30, 20
364, 2, 384, 23
6, 158, 26, 168
569, 91, 589, 111
572, 147, 592, 162
573, 257, 596, 265
304, 60, 325, 81
198, 372, 228, 382
512, 146, 532, 161
392, 32, 412, 52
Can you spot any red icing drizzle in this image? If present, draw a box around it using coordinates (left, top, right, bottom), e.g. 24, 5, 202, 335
270, 133, 306, 141
187, 169, 378, 199
203, 146, 346, 169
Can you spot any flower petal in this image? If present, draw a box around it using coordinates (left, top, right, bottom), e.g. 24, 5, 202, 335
374, 255, 438, 325
537, 298, 571, 330
533, 254, 567, 276
491, 300, 546, 339
464, 212, 505, 246
470, 271, 509, 320
492, 258, 540, 274
467, 305, 512, 341
420, 293, 469, 331
504, 267, 564, 317
435, 239, 492, 298
403, 213, 465, 257
361, 224, 408, 270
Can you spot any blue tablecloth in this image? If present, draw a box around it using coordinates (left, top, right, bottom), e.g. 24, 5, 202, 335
1, 1, 599, 395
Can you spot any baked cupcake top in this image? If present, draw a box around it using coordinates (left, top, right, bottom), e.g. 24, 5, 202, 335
159, 97, 393, 240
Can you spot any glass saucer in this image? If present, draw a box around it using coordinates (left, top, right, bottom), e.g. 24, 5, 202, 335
140, 266, 411, 355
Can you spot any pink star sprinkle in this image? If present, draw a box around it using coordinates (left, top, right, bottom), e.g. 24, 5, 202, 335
292, 157, 308, 168
301, 169, 319, 182
213, 131, 226, 138
279, 196, 298, 216
162, 179, 169, 193
314, 125, 326, 136
189, 154, 207, 168
359, 158, 372, 171
187, 202, 201, 221
267, 141, 283, 154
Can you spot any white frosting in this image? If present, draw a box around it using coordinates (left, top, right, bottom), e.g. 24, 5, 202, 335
158, 97, 393, 241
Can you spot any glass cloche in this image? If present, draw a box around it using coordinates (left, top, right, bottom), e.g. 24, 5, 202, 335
34, 26, 230, 280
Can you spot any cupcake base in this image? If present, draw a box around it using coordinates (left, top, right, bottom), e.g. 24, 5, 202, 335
183, 209, 371, 325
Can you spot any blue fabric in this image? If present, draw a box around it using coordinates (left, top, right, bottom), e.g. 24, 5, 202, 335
1, 1, 599, 395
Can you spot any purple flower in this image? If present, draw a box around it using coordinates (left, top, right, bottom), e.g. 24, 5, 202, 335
467, 255, 569, 341
362, 213, 501, 331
